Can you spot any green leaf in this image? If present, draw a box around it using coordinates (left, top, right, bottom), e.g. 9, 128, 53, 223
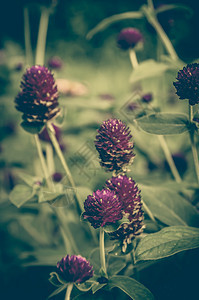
130, 59, 172, 83
9, 184, 35, 207
20, 121, 44, 134
86, 11, 143, 39
107, 255, 126, 276
135, 226, 199, 262
140, 184, 199, 227
107, 275, 154, 300
48, 284, 67, 299
18, 172, 42, 186
136, 113, 189, 135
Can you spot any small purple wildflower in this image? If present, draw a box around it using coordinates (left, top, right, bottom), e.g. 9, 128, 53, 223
117, 28, 143, 51
83, 189, 123, 229
95, 119, 135, 173
48, 56, 63, 70
141, 93, 153, 103
106, 175, 143, 221
57, 255, 94, 284
173, 63, 199, 105
52, 172, 63, 182
15, 65, 60, 124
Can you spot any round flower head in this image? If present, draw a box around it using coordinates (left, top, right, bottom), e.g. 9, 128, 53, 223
57, 255, 94, 284
48, 56, 63, 70
117, 28, 143, 51
15, 65, 60, 124
109, 219, 145, 253
141, 93, 153, 103
173, 63, 199, 105
95, 119, 135, 173
106, 175, 143, 221
83, 189, 123, 229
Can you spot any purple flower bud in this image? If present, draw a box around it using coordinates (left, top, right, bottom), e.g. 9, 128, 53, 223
48, 56, 63, 70
106, 175, 143, 222
15, 65, 60, 124
57, 255, 94, 284
127, 102, 140, 111
15, 62, 23, 72
173, 63, 199, 105
52, 172, 63, 182
117, 28, 143, 51
83, 189, 123, 229
95, 119, 135, 173
141, 93, 153, 103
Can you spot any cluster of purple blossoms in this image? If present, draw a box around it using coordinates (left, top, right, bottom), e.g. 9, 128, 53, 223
15, 65, 60, 124
95, 119, 135, 173
173, 63, 199, 106
48, 56, 63, 70
57, 255, 94, 284
117, 28, 143, 51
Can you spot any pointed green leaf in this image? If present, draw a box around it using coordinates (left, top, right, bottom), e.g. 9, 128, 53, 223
20, 121, 44, 134
136, 113, 189, 135
140, 184, 199, 227
9, 184, 35, 207
48, 284, 67, 299
135, 226, 199, 262
49, 272, 66, 287
107, 275, 154, 300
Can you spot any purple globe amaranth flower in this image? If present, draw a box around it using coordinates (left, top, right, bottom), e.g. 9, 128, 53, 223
15, 65, 60, 124
173, 63, 199, 105
141, 93, 153, 103
109, 220, 145, 253
57, 255, 94, 284
95, 119, 135, 173
106, 175, 143, 222
48, 56, 63, 70
117, 28, 143, 51
52, 172, 63, 182
83, 189, 123, 229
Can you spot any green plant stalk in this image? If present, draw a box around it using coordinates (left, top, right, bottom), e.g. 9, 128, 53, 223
129, 49, 139, 69
47, 122, 82, 213
34, 135, 79, 253
189, 105, 199, 183
142, 200, 156, 222
35, 8, 50, 65
147, 0, 154, 10
46, 143, 55, 175
142, 6, 178, 60
100, 227, 107, 276
158, 135, 182, 183
34, 134, 53, 189
65, 283, 73, 300
24, 7, 33, 66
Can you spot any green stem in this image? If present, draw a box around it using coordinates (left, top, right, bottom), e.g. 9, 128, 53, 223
158, 135, 182, 183
46, 143, 55, 175
35, 8, 50, 65
189, 106, 199, 184
34, 135, 79, 253
147, 0, 154, 10
46, 123, 82, 213
142, 200, 156, 222
142, 6, 178, 60
100, 227, 107, 276
24, 7, 33, 66
34, 134, 53, 189
129, 49, 139, 69
65, 283, 73, 300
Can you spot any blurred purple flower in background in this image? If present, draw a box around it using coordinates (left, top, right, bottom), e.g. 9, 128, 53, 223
117, 28, 143, 51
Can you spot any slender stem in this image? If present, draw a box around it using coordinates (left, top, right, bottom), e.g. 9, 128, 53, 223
34, 134, 52, 189
35, 8, 50, 65
142, 6, 178, 60
129, 49, 139, 69
100, 227, 107, 276
46, 123, 82, 212
65, 283, 73, 300
46, 143, 55, 175
147, 0, 154, 10
158, 135, 182, 183
142, 200, 156, 222
189, 105, 199, 183
24, 7, 33, 66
